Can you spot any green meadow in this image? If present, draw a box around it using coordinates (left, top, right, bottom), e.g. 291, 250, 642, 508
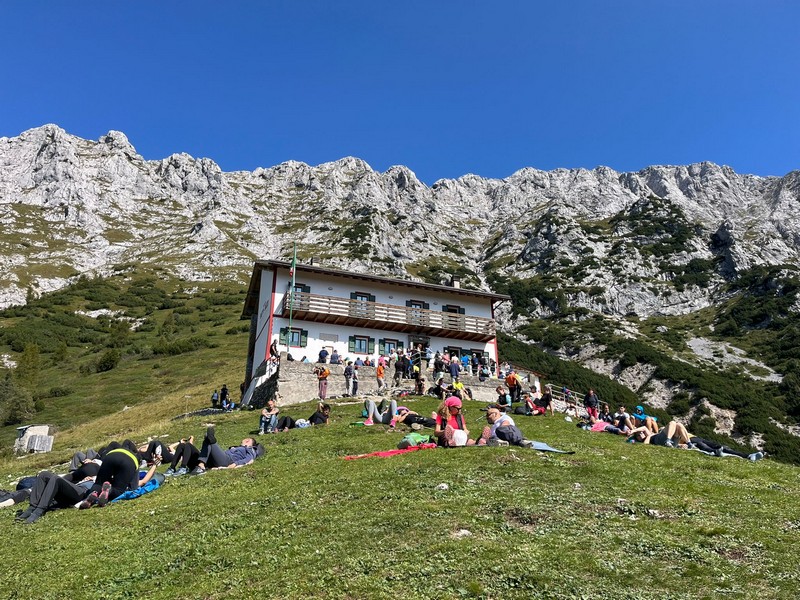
1, 273, 799, 599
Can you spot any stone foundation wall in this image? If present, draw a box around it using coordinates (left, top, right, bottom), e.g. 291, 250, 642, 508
275, 355, 518, 406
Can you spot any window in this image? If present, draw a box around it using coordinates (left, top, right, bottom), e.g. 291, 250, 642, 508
406, 299, 430, 325
279, 327, 308, 347
349, 335, 376, 354
293, 283, 311, 294
349, 292, 376, 318
441, 304, 465, 314
445, 346, 462, 358
379, 338, 402, 354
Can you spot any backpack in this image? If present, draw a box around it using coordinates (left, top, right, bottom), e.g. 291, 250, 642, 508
398, 432, 434, 449
495, 425, 524, 446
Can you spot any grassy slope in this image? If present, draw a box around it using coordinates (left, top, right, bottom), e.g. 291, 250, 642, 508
1, 397, 798, 600
1, 272, 799, 598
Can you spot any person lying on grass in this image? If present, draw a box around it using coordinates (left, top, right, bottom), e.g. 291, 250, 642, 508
138, 439, 175, 467
363, 398, 400, 427
627, 420, 689, 447
688, 436, 764, 461
631, 405, 659, 433
164, 436, 200, 477
270, 402, 332, 431
80, 440, 161, 509
394, 406, 436, 430
191, 427, 264, 475
15, 460, 101, 524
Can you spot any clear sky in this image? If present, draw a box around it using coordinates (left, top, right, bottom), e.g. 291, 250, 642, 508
1, 1, 798, 183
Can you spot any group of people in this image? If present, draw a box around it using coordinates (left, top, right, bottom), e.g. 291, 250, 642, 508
11, 427, 265, 524
259, 399, 331, 434
210, 384, 235, 411
578, 402, 765, 461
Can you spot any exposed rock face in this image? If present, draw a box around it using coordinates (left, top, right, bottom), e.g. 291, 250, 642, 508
1, 124, 799, 320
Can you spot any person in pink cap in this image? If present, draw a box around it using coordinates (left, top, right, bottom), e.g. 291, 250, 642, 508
434, 396, 474, 447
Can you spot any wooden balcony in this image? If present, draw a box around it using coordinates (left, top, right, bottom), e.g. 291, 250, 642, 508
279, 291, 497, 342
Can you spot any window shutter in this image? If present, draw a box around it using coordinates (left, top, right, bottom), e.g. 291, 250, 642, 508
301, 284, 311, 293
458, 307, 466, 315
300, 330, 308, 347
279, 328, 288, 345
405, 300, 413, 307
422, 302, 430, 310
350, 292, 358, 300
397, 341, 404, 350
442, 305, 449, 312
368, 338, 375, 354
378, 339, 386, 354
368, 294, 376, 302
348, 336, 356, 352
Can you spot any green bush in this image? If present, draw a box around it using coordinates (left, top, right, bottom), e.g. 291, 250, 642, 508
95, 349, 121, 373
152, 336, 216, 356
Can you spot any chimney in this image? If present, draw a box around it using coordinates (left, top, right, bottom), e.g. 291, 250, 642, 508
450, 275, 461, 289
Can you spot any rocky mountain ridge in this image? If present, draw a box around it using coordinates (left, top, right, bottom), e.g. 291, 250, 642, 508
1, 124, 798, 320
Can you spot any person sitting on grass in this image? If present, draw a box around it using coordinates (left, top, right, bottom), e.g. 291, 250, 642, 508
394, 406, 436, 430
627, 420, 689, 447
191, 428, 262, 475
164, 436, 200, 476
80, 440, 161, 509
259, 397, 280, 434
598, 402, 613, 423
434, 396, 474, 447
428, 377, 447, 400
495, 386, 513, 412
363, 398, 400, 427
612, 405, 634, 432
477, 405, 525, 446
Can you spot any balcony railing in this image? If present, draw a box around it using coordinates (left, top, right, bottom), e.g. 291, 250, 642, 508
279, 291, 496, 341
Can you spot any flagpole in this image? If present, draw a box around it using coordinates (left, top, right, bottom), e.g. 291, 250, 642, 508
287, 243, 297, 354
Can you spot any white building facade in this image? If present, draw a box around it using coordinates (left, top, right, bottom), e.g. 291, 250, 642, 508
241, 260, 510, 385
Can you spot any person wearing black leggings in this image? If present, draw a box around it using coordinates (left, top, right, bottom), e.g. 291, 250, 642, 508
164, 438, 200, 476
15, 463, 99, 524
690, 437, 764, 460
81, 441, 159, 508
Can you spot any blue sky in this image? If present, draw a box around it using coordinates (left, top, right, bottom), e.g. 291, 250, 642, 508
1, 1, 798, 183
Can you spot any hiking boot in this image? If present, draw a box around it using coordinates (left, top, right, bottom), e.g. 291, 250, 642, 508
520, 439, 534, 448
190, 466, 206, 476
715, 447, 725, 457
749, 452, 764, 461
96, 481, 112, 507
206, 426, 217, 445
664, 440, 675, 448
258, 429, 265, 436
164, 467, 176, 477
24, 508, 46, 524
15, 507, 34, 521
79, 492, 99, 509
176, 467, 189, 476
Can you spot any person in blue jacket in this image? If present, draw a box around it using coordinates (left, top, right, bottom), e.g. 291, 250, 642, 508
191, 427, 260, 474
